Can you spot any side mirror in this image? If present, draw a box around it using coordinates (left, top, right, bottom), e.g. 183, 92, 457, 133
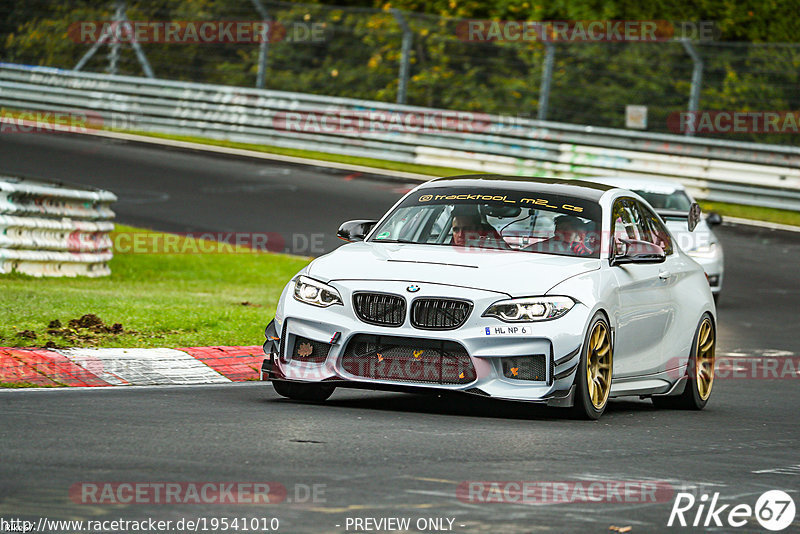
688, 202, 701, 232
337, 220, 377, 242
706, 212, 723, 226
612, 238, 666, 266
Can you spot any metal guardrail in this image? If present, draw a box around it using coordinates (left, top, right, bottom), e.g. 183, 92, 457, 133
0, 175, 116, 277
2, 62, 800, 211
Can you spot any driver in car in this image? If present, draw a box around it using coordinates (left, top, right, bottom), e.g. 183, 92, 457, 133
451, 208, 507, 249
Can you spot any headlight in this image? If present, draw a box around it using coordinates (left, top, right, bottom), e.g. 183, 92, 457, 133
293, 275, 343, 307
483, 296, 575, 322
687, 242, 720, 259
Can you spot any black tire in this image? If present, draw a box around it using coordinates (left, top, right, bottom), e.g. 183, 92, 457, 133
272, 381, 335, 402
652, 313, 715, 410
570, 312, 613, 420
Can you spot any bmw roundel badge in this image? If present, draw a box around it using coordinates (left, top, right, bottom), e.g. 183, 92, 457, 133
407, 284, 420, 293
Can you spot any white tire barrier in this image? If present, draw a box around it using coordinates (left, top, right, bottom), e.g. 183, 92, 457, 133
0, 176, 116, 277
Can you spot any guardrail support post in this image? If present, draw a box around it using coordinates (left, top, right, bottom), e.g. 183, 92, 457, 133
682, 39, 704, 137
391, 9, 413, 105
251, 0, 271, 89
537, 42, 555, 121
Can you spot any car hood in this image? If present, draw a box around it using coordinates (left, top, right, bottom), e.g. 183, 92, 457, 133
307, 242, 601, 296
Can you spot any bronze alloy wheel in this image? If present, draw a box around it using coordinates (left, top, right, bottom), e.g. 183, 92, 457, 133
586, 321, 613, 410
652, 313, 716, 410
695, 317, 715, 401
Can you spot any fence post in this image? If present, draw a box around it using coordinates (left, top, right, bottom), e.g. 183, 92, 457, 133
682, 39, 704, 137
391, 9, 413, 105
537, 42, 555, 121
74, 0, 154, 78
251, 0, 271, 89
107, 0, 124, 75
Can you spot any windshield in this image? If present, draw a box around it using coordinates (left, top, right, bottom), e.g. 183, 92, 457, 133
369, 187, 603, 258
632, 189, 693, 211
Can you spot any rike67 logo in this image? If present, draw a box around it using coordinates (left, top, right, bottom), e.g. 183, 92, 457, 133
668, 490, 796, 531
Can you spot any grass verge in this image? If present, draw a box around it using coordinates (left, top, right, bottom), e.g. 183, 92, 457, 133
0, 225, 310, 349
698, 201, 800, 227
123, 129, 475, 178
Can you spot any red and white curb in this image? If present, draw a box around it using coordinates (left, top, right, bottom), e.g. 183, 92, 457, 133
0, 346, 264, 387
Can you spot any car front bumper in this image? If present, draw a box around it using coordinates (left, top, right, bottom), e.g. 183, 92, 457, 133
261, 280, 591, 406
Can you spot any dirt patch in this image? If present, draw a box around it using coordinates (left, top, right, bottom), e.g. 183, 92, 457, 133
44, 314, 130, 345
66, 314, 123, 333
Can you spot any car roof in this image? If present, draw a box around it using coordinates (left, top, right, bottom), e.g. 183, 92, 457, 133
421, 174, 615, 201
586, 176, 686, 194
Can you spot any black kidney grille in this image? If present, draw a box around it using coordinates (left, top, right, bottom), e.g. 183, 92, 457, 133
353, 292, 406, 327
340, 334, 476, 385
501, 355, 547, 381
411, 298, 472, 330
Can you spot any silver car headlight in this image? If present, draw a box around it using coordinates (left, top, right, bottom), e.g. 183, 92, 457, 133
687, 242, 720, 259
483, 296, 575, 322
293, 275, 343, 307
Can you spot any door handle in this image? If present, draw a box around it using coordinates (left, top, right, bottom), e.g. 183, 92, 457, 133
659, 271, 671, 280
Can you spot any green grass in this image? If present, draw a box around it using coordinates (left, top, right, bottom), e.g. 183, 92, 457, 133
0, 225, 310, 349
698, 200, 800, 227
129, 130, 800, 228
125, 130, 476, 178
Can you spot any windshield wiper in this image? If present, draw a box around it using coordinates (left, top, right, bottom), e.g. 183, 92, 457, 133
373, 239, 419, 244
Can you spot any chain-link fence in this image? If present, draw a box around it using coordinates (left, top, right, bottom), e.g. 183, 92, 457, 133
2, 0, 799, 144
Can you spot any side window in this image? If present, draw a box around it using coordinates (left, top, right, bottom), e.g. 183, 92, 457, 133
612, 198, 660, 256
626, 201, 653, 243
612, 199, 634, 255
638, 202, 674, 255
612, 199, 650, 240
612, 200, 634, 241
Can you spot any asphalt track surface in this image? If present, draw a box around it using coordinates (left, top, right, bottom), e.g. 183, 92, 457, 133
1, 133, 799, 533
0, 133, 413, 255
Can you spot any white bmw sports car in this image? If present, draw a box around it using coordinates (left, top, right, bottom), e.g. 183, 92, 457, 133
261, 175, 717, 419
